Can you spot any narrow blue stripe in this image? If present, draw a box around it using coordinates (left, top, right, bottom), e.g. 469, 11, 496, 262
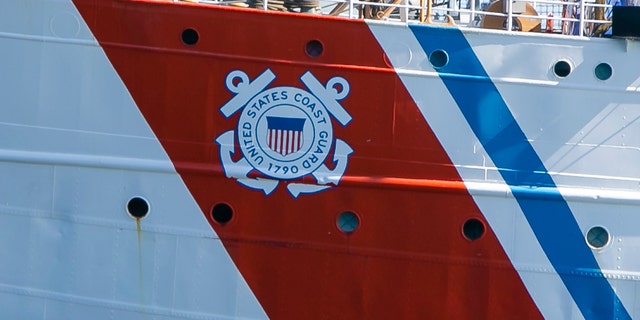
408, 25, 630, 319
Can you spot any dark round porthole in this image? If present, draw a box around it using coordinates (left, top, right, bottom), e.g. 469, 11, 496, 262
211, 203, 233, 225
181, 28, 199, 46
305, 39, 323, 58
127, 197, 149, 219
553, 60, 572, 78
594, 62, 612, 81
337, 211, 359, 234
462, 218, 485, 241
429, 49, 449, 69
586, 226, 610, 249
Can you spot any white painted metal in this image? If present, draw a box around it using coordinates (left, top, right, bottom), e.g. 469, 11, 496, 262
468, 31, 640, 316
2, 0, 639, 318
368, 20, 640, 319
0, 1, 268, 319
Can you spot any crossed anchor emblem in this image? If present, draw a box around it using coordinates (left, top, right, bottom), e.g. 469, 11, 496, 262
215, 68, 354, 198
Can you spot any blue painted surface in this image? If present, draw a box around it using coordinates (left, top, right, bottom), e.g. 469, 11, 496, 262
266, 116, 306, 131
408, 24, 630, 320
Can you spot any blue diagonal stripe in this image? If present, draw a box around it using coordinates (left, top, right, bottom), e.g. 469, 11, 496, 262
408, 24, 630, 319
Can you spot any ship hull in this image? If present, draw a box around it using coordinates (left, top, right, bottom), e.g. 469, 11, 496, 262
1, 0, 639, 319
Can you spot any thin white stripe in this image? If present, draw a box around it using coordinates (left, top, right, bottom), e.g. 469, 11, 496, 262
367, 22, 581, 319
292, 132, 298, 154
275, 130, 281, 155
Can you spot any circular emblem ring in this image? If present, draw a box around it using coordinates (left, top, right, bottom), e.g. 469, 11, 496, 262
237, 87, 333, 180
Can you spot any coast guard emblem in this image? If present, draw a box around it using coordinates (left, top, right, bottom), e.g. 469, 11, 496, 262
215, 69, 353, 198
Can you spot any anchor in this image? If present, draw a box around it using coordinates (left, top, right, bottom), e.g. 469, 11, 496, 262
287, 139, 354, 198
216, 131, 279, 195
216, 68, 354, 198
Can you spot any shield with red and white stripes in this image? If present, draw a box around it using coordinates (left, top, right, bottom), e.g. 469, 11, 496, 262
266, 116, 306, 156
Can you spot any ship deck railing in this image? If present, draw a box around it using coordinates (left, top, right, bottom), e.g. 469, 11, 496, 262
178, 0, 618, 37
